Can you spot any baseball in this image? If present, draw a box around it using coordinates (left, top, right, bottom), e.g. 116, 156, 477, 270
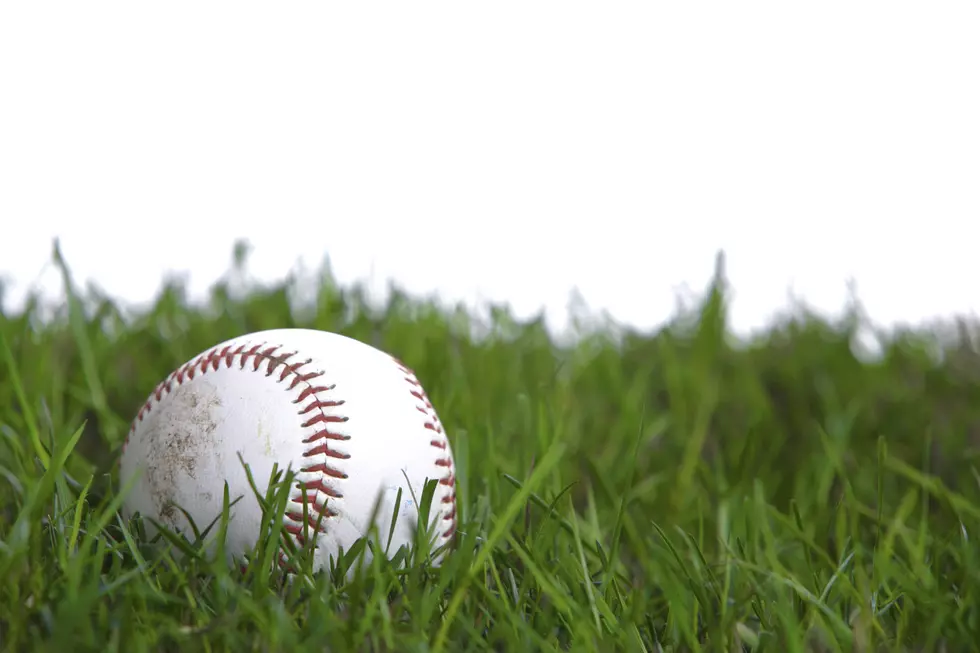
119, 328, 458, 574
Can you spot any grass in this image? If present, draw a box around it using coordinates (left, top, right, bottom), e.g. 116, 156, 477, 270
2, 244, 980, 652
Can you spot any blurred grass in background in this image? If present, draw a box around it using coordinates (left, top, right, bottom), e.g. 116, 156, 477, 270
2, 242, 980, 652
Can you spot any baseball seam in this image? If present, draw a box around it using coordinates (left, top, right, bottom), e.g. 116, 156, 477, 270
395, 360, 458, 540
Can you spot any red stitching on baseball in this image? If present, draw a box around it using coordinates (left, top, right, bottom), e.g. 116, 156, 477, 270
295, 382, 331, 401
299, 399, 345, 415
301, 413, 348, 428
393, 359, 457, 540
302, 429, 348, 444
302, 443, 349, 459
302, 462, 348, 479
121, 340, 351, 565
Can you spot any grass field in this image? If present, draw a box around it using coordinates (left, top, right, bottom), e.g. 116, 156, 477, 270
2, 247, 980, 652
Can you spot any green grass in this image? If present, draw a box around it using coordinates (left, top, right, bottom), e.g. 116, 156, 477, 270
2, 245, 980, 652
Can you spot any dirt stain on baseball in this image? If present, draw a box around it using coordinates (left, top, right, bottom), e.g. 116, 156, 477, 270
143, 379, 223, 531
257, 416, 274, 457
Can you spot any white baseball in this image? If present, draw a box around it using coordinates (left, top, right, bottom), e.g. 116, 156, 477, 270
119, 328, 458, 573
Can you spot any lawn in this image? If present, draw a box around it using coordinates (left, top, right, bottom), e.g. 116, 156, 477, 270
2, 247, 979, 652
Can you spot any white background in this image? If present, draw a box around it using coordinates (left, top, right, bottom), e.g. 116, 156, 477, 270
2, 3, 978, 337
